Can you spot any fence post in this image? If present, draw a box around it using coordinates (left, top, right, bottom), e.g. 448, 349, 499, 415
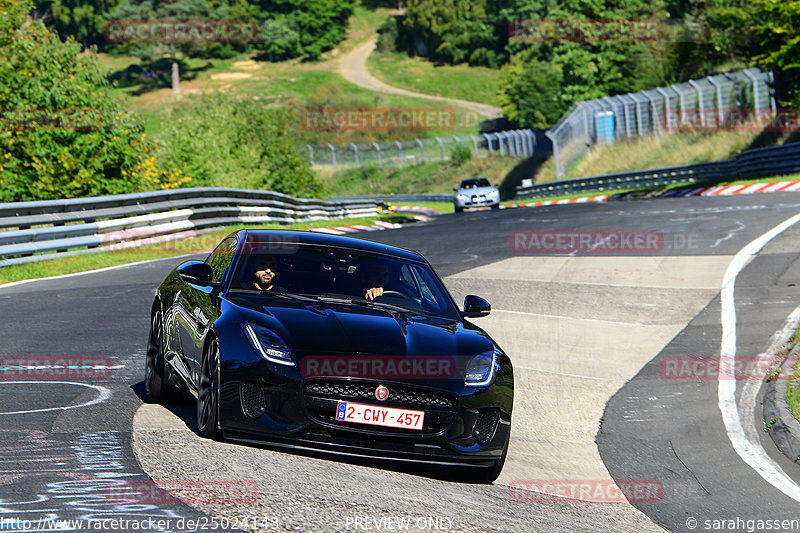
644, 92, 660, 135
328, 144, 336, 170
350, 143, 360, 168
743, 69, 760, 114
306, 145, 314, 166
677, 86, 688, 126
453, 136, 461, 150
688, 80, 705, 127
471, 135, 480, 158
546, 130, 562, 179
395, 140, 403, 163
483, 133, 494, 155
416, 138, 425, 163
708, 76, 724, 128
656, 87, 672, 132
373, 142, 382, 168
436, 137, 444, 161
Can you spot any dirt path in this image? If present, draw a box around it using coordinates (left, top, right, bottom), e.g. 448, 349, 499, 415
338, 38, 502, 119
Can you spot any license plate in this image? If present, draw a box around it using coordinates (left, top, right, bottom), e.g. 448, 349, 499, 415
335, 401, 424, 431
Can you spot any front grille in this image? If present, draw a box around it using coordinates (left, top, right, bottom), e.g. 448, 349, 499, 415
239, 382, 266, 418
304, 381, 456, 409
474, 409, 499, 445
303, 380, 458, 435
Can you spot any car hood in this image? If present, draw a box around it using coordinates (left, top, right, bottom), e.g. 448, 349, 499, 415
458, 186, 496, 195
224, 294, 494, 359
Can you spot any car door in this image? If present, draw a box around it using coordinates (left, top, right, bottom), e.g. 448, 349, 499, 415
177, 235, 238, 388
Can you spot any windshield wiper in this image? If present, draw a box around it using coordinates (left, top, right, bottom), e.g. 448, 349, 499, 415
349, 298, 419, 316
227, 289, 318, 302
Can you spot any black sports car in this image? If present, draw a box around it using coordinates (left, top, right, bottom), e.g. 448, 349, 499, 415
145, 230, 513, 482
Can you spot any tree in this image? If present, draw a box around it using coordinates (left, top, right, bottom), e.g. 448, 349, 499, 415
155, 94, 320, 197
0, 0, 186, 201
252, 0, 357, 60
106, 0, 246, 91
33, 0, 123, 46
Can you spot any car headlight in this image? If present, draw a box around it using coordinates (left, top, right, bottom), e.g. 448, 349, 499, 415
465, 351, 500, 387
489, 190, 499, 197
457, 194, 468, 200
243, 323, 294, 366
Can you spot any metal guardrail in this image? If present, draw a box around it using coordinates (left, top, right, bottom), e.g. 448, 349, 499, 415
516, 142, 800, 199
307, 129, 551, 170
546, 68, 775, 179
0, 188, 380, 266
330, 194, 452, 203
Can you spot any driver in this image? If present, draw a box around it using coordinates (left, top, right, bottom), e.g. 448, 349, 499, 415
361, 261, 390, 300
252, 255, 285, 292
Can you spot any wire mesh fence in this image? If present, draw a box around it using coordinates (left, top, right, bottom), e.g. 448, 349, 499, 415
546, 68, 776, 179
304, 129, 550, 170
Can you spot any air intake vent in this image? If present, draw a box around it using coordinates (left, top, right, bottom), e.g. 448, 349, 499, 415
239, 382, 266, 418
474, 409, 499, 445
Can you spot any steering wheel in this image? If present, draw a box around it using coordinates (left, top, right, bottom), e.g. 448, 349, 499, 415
376, 290, 404, 298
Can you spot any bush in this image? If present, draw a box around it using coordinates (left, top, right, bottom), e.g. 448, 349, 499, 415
450, 144, 472, 165
154, 94, 320, 197
0, 0, 175, 201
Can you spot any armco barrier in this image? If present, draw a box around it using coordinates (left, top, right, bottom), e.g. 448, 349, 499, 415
517, 142, 800, 199
0, 188, 379, 266
330, 194, 452, 203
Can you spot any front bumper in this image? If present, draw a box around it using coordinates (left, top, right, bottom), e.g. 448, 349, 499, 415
218, 372, 512, 465
455, 194, 499, 208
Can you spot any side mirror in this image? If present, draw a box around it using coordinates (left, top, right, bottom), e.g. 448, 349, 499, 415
452, 187, 458, 192
462, 294, 491, 318
177, 261, 216, 287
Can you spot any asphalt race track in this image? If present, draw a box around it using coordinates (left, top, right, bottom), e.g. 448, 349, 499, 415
4, 193, 800, 532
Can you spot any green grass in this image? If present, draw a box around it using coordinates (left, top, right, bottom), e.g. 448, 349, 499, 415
392, 201, 454, 213
0, 214, 409, 285
318, 155, 527, 199
367, 50, 500, 107
785, 328, 800, 420
535, 130, 784, 183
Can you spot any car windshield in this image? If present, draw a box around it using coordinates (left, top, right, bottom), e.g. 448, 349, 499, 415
460, 178, 491, 189
230, 242, 460, 319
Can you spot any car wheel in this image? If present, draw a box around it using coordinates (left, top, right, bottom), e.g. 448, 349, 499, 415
491, 203, 500, 210
454, 205, 463, 213
197, 338, 222, 439
144, 310, 166, 403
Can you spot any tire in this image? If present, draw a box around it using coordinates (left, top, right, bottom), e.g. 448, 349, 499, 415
454, 205, 463, 213
491, 203, 500, 210
197, 338, 222, 439
144, 310, 166, 403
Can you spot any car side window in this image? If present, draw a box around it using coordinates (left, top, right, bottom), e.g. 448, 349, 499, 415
207, 236, 238, 283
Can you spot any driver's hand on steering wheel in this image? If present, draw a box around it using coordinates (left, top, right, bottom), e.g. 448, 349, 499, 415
365, 287, 383, 300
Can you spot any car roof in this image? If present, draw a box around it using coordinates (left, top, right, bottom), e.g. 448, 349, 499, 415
236, 229, 425, 262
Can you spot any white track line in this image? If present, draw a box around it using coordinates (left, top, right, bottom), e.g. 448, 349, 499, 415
0, 254, 198, 291
0, 381, 111, 415
719, 211, 800, 501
